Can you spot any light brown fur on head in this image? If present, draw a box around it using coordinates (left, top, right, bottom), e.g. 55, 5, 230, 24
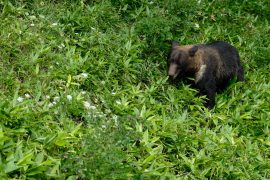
176, 45, 204, 73
168, 42, 223, 80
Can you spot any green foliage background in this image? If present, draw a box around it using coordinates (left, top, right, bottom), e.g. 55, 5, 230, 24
0, 0, 269, 179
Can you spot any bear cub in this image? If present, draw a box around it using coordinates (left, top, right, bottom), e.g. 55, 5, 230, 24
167, 40, 244, 109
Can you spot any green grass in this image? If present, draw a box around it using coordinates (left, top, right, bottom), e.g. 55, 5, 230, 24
0, 0, 269, 179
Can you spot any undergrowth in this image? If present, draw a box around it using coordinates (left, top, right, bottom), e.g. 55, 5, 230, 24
0, 0, 269, 179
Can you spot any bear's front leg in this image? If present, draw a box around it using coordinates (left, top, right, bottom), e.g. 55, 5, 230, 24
204, 86, 216, 109
196, 77, 216, 109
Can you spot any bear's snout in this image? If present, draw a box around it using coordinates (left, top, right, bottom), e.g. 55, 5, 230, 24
168, 63, 179, 79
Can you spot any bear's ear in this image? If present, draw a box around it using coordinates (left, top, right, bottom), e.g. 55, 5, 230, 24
189, 46, 198, 56
172, 41, 180, 48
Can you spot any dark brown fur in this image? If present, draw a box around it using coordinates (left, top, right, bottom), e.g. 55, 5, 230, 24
167, 41, 244, 109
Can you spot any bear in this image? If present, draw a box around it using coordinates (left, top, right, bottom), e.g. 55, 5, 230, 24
167, 40, 244, 109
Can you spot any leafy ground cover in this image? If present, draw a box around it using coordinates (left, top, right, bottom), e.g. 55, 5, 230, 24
0, 0, 269, 179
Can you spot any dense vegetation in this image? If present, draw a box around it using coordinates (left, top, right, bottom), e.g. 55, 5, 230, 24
0, 0, 269, 179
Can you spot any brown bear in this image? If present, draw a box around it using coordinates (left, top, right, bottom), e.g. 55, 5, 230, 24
167, 40, 244, 109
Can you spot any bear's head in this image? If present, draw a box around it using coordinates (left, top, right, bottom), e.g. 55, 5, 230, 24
167, 41, 199, 80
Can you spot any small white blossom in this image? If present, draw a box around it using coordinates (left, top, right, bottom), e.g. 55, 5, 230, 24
48, 102, 54, 108
29, 15, 37, 20
25, 93, 31, 98
81, 73, 88, 78
83, 101, 91, 109
46, 95, 50, 99
89, 105, 96, 110
53, 96, 60, 102
52, 22, 58, 26
111, 92, 116, 95
30, 23, 35, 27
101, 81, 105, 85
58, 43, 65, 49
81, 91, 86, 95
101, 125, 106, 129
17, 97, 24, 102
194, 23, 200, 29
53, 96, 60, 101
98, 114, 105, 118
112, 115, 118, 120
116, 100, 121, 105
67, 95, 72, 101
84, 102, 97, 110
113, 115, 118, 126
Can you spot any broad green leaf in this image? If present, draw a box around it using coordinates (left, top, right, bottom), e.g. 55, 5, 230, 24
142, 154, 155, 165
5, 161, 19, 173
70, 123, 82, 136
142, 129, 149, 144
16, 151, 34, 166
35, 153, 44, 165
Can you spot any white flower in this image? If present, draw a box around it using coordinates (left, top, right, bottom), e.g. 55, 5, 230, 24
25, 93, 31, 98
89, 105, 96, 110
58, 43, 65, 49
67, 95, 72, 101
17, 97, 24, 102
98, 114, 105, 118
46, 95, 50, 99
101, 125, 106, 129
112, 115, 118, 120
29, 15, 37, 20
81, 73, 88, 78
83, 101, 91, 109
52, 22, 58, 26
111, 92, 116, 95
101, 81, 105, 85
112, 115, 118, 126
54, 96, 60, 102
194, 23, 200, 29
81, 91, 86, 95
30, 23, 35, 27
48, 102, 54, 108
84, 101, 97, 110
105, 109, 111, 114
116, 100, 121, 105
